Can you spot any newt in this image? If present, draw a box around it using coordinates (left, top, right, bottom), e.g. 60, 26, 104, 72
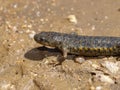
34, 32, 120, 58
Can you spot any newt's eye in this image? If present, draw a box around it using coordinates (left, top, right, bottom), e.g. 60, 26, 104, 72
40, 37, 45, 41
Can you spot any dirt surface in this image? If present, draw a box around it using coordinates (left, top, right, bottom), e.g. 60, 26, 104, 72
1, 0, 120, 90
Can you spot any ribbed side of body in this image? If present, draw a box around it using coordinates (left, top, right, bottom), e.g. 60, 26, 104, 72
61, 34, 120, 56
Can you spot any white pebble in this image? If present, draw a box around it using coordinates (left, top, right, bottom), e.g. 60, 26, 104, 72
104, 16, 108, 19
96, 86, 102, 90
36, 11, 40, 17
26, 29, 30, 33
75, 57, 85, 64
13, 26, 17, 32
87, 23, 91, 26
67, 15, 77, 24
13, 4, 18, 8
31, 31, 36, 34
28, 24, 32, 28
40, 18, 44, 22
16, 50, 20, 53
101, 61, 119, 74
91, 25, 95, 30
29, 33, 35, 39
70, 8, 74, 11
19, 30, 24, 34
20, 39, 24, 42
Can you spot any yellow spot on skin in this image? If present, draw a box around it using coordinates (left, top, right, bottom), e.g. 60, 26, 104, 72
109, 47, 116, 51
99, 48, 103, 51
90, 48, 95, 51
84, 47, 89, 51
103, 47, 108, 51
109, 47, 114, 51
94, 48, 99, 51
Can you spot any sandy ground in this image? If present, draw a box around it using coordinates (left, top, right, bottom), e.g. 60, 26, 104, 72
1, 0, 120, 90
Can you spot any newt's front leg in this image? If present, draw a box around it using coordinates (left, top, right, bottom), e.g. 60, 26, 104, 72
55, 46, 68, 66
62, 47, 69, 58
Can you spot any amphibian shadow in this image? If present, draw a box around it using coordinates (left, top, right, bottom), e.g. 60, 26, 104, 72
24, 46, 108, 62
24, 46, 63, 61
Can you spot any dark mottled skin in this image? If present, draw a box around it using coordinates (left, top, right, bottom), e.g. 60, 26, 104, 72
34, 32, 120, 57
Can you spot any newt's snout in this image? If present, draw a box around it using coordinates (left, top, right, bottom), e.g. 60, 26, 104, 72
34, 32, 51, 46
34, 34, 39, 43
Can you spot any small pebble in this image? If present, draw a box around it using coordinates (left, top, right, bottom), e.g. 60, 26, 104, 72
104, 16, 108, 19
12, 26, 17, 32
90, 86, 95, 90
29, 31, 36, 39
47, 8, 51, 12
67, 15, 77, 24
18, 30, 24, 34
20, 39, 24, 42
91, 25, 95, 30
26, 29, 30, 33
36, 11, 40, 17
40, 18, 44, 22
29, 33, 35, 39
75, 57, 85, 64
96, 86, 102, 90
22, 24, 27, 28
28, 24, 32, 28
13, 4, 18, 8
16, 50, 20, 53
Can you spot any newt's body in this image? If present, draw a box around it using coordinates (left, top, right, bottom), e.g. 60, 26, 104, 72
34, 32, 120, 58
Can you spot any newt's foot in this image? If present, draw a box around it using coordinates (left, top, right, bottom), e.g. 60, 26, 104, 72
54, 56, 66, 66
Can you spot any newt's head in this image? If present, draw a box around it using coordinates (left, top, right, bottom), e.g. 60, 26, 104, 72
34, 31, 64, 47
